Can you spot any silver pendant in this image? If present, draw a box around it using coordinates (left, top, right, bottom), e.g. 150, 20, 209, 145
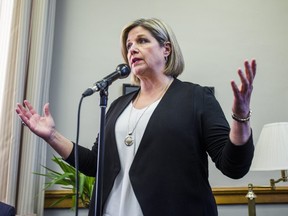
124, 133, 133, 146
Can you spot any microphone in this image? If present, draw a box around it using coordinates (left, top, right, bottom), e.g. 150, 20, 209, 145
82, 64, 131, 97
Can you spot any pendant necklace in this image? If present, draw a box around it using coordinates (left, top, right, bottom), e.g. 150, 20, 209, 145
124, 103, 150, 146
124, 78, 172, 146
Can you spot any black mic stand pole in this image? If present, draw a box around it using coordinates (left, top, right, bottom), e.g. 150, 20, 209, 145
94, 87, 108, 216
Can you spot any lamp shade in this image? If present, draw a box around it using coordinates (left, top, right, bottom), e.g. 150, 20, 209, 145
250, 122, 288, 171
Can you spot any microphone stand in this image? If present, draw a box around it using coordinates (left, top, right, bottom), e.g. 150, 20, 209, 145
94, 87, 108, 216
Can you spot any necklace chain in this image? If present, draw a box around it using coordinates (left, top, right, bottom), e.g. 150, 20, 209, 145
124, 79, 172, 146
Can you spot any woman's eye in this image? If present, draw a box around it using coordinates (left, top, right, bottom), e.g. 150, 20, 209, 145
139, 38, 148, 44
126, 43, 132, 50
126, 38, 148, 51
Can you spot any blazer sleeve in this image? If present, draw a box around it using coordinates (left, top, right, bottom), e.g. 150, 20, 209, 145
200, 87, 254, 179
65, 139, 98, 177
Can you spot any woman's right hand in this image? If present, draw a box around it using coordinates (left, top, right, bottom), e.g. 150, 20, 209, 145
16, 100, 55, 142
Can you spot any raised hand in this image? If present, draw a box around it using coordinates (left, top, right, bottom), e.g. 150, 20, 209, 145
231, 59, 256, 118
16, 100, 55, 141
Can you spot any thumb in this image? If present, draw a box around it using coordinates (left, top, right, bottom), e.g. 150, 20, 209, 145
43, 103, 51, 117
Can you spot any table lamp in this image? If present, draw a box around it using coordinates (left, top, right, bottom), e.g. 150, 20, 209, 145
246, 122, 288, 216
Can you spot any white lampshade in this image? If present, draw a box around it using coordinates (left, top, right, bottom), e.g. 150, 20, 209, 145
250, 122, 288, 171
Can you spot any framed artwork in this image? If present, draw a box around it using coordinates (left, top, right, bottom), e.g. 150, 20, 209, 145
207, 86, 215, 95
122, 84, 214, 95
122, 84, 139, 95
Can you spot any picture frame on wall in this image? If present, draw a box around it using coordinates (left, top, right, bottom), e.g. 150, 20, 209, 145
122, 84, 140, 95
123, 84, 214, 95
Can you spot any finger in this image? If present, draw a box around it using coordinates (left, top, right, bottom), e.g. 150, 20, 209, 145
16, 107, 24, 119
251, 59, 257, 78
16, 103, 30, 117
244, 60, 253, 84
16, 108, 30, 127
238, 68, 249, 92
16, 103, 24, 113
230, 80, 240, 99
24, 100, 37, 115
245, 59, 257, 84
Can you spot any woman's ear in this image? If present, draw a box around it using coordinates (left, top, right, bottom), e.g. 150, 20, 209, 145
163, 41, 171, 57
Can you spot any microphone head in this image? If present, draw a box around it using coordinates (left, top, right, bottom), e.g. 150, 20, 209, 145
116, 64, 131, 79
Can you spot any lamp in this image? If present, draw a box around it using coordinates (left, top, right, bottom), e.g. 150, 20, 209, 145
246, 122, 288, 216
250, 122, 288, 181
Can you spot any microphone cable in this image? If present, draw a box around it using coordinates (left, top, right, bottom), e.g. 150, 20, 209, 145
74, 96, 85, 216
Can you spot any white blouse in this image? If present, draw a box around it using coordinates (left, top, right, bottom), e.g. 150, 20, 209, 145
102, 99, 160, 216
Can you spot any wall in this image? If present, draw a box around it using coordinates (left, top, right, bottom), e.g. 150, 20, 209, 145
45, 0, 288, 215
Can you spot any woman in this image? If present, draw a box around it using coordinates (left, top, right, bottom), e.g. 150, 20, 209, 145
16, 18, 256, 216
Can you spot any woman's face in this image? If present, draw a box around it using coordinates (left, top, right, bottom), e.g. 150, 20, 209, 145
126, 26, 169, 80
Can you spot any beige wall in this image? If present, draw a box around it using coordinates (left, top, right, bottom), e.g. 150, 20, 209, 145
46, 0, 288, 215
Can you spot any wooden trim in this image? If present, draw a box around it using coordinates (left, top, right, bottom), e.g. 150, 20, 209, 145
213, 186, 288, 205
44, 187, 288, 209
45, 190, 76, 209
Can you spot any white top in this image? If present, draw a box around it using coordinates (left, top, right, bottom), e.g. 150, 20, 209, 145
102, 99, 160, 216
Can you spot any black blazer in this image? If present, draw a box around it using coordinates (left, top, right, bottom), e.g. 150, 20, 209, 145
0, 202, 16, 216
66, 78, 254, 216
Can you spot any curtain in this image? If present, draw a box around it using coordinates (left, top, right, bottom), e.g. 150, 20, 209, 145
0, 0, 56, 215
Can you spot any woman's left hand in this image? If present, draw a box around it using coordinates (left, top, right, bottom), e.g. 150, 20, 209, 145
231, 59, 256, 118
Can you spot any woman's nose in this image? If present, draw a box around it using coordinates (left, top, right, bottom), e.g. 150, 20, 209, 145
129, 44, 139, 55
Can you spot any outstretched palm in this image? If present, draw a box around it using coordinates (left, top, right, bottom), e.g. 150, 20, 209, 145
16, 100, 55, 140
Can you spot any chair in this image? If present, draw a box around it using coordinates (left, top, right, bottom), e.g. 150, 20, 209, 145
0, 201, 16, 216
